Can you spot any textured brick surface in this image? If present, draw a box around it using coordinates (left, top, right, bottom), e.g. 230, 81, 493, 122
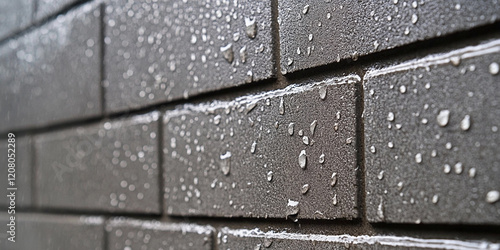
278, 0, 500, 74
218, 227, 500, 249
107, 218, 213, 250
0, 137, 32, 207
0, 213, 104, 250
163, 75, 360, 220
35, 0, 81, 21
0, 0, 32, 40
103, 0, 274, 112
34, 112, 160, 214
0, 3, 101, 132
364, 39, 500, 224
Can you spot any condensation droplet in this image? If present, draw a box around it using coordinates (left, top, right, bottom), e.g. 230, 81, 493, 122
332, 194, 338, 206
286, 199, 300, 217
330, 172, 337, 187
319, 153, 325, 164
415, 153, 422, 164
301, 184, 310, 194
489, 62, 499, 75
468, 168, 476, 178
245, 17, 257, 39
220, 151, 232, 176
387, 112, 395, 121
251, 141, 257, 154
319, 86, 327, 100
220, 43, 234, 63
454, 162, 463, 174
370, 145, 376, 154
299, 150, 307, 169
302, 5, 310, 14
444, 164, 451, 174
432, 194, 439, 204
486, 190, 500, 204
399, 85, 407, 94
450, 56, 461, 66
279, 97, 285, 115
302, 136, 309, 145
288, 123, 294, 136
460, 115, 471, 131
378, 171, 384, 180
267, 171, 273, 182
310, 120, 317, 135
388, 142, 394, 148
437, 110, 450, 127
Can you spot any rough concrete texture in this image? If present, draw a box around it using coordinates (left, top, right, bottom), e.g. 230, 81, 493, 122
0, 2, 102, 133
163, 75, 360, 220
0, 0, 32, 40
35, 0, 82, 21
0, 213, 104, 250
107, 218, 213, 250
278, 0, 500, 74
103, 0, 275, 113
364, 39, 500, 224
218, 227, 500, 249
34, 112, 160, 214
0, 137, 32, 208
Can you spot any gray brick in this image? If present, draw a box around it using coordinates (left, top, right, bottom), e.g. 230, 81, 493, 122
218, 227, 500, 249
0, 137, 32, 208
0, 213, 104, 250
0, 3, 101, 133
104, 0, 274, 113
34, 112, 160, 214
364, 39, 500, 224
0, 0, 33, 40
35, 0, 81, 21
163, 75, 360, 220
107, 218, 213, 250
278, 0, 500, 74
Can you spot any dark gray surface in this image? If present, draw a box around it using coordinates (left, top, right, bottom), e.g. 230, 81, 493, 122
104, 0, 275, 113
0, 137, 32, 208
218, 227, 500, 249
35, 0, 82, 21
278, 0, 500, 74
107, 218, 213, 250
34, 112, 160, 214
364, 39, 500, 224
0, 2, 102, 133
0, 213, 104, 250
163, 75, 360, 220
0, 0, 33, 40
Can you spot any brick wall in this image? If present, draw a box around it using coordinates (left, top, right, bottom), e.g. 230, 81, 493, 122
1, 0, 499, 249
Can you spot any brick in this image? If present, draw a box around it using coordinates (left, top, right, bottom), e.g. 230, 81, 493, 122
364, 39, 500, 224
0, 137, 32, 208
107, 218, 213, 250
163, 75, 360, 219
218, 227, 500, 249
278, 0, 500, 74
34, 112, 160, 214
103, 0, 275, 113
0, 213, 104, 250
35, 0, 81, 21
0, 3, 101, 133
0, 0, 33, 40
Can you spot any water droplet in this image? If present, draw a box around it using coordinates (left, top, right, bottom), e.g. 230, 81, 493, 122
486, 190, 500, 204
432, 194, 439, 204
489, 62, 499, 75
468, 168, 476, 178
377, 199, 385, 220
411, 14, 418, 24
431, 150, 437, 157
298, 129, 303, 136
445, 142, 452, 150
288, 123, 294, 135
251, 141, 257, 154
460, 115, 471, 131
214, 115, 222, 125
302, 5, 310, 14
319, 86, 327, 100
346, 137, 353, 144
286, 57, 294, 66
296, 47, 301, 55
302, 136, 309, 145
397, 181, 404, 190
279, 97, 285, 115
245, 17, 257, 39
301, 184, 310, 194
330, 173, 337, 187
370, 146, 376, 154
454, 162, 463, 174
220, 151, 232, 176
240, 46, 247, 63
332, 194, 338, 206
299, 150, 307, 169
310, 120, 317, 135
267, 171, 273, 182
336, 111, 341, 120
443, 164, 451, 174
437, 110, 450, 127
308, 33, 313, 41
450, 56, 461, 66
387, 112, 395, 121
286, 199, 300, 217
220, 43, 234, 63
455, 3, 461, 10
319, 153, 325, 164
378, 171, 384, 180
399, 85, 407, 94
415, 153, 422, 164
388, 142, 394, 148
